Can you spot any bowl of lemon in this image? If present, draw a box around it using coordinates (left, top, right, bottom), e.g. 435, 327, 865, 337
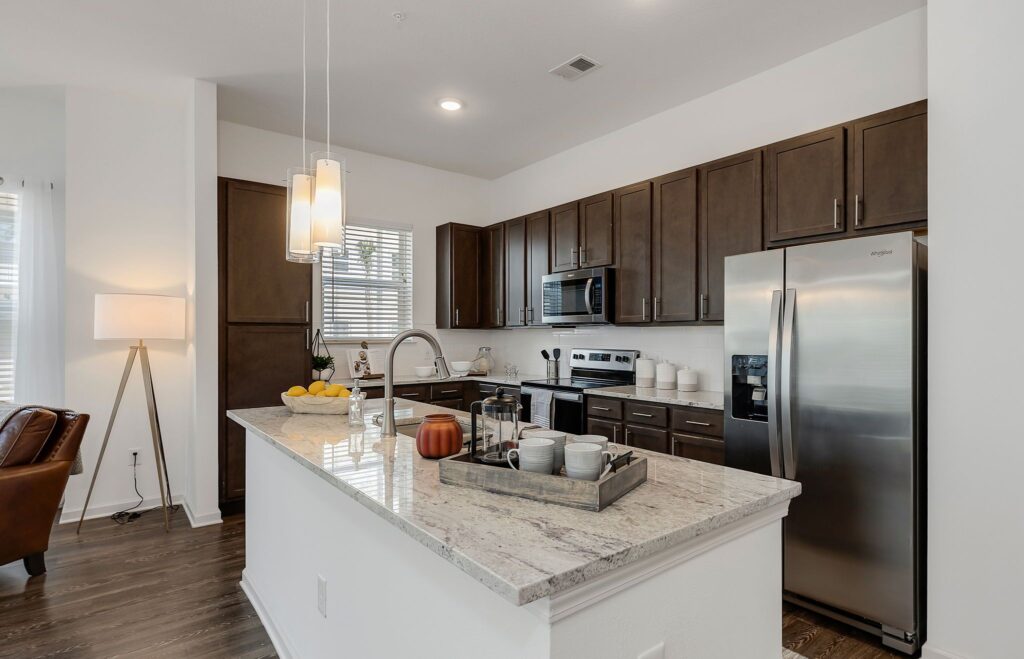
281, 381, 352, 415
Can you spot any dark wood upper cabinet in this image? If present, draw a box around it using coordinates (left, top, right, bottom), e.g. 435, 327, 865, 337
482, 223, 505, 328
526, 210, 550, 326
614, 182, 652, 324
504, 217, 527, 327
700, 150, 763, 322
766, 126, 846, 243
436, 223, 481, 329
580, 192, 613, 268
550, 201, 579, 273
224, 179, 311, 324
653, 169, 698, 323
852, 100, 927, 230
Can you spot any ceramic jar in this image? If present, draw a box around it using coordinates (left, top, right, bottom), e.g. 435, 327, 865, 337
415, 414, 464, 459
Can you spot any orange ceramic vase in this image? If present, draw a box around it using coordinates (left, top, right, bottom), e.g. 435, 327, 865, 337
415, 414, 464, 459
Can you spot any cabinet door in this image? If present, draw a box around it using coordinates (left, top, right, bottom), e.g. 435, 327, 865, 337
483, 223, 505, 327
580, 192, 613, 267
526, 211, 550, 326
587, 417, 624, 445
653, 169, 698, 323
224, 179, 311, 324
673, 432, 725, 465
852, 101, 927, 230
431, 398, 464, 411
700, 150, 763, 322
504, 217, 527, 327
766, 126, 846, 243
624, 424, 670, 454
550, 201, 579, 273
614, 182, 652, 323
451, 224, 481, 328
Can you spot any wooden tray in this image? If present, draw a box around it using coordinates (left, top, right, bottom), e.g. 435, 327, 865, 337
438, 452, 647, 512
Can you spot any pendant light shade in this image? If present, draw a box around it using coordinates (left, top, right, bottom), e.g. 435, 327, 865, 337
286, 166, 317, 263
310, 150, 345, 251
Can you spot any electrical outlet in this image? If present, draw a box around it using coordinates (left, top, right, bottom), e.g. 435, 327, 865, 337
128, 448, 141, 466
637, 642, 665, 659
316, 575, 327, 618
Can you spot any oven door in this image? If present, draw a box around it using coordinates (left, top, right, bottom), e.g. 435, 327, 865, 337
521, 387, 585, 435
541, 268, 612, 325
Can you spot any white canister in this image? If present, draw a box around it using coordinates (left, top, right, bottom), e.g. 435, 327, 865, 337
677, 366, 699, 392
636, 358, 656, 388
656, 362, 677, 390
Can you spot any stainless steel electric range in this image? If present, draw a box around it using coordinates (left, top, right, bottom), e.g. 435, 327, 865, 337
520, 348, 639, 434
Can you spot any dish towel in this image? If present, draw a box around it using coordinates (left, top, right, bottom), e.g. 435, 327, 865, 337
523, 387, 553, 429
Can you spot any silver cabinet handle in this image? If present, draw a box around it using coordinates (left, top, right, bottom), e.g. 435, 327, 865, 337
653, 297, 659, 321
699, 293, 706, 321
519, 307, 525, 324
854, 194, 860, 227
403, 393, 420, 398
305, 328, 310, 350
833, 197, 839, 229
684, 420, 711, 427
305, 300, 310, 323
613, 426, 618, 443
781, 288, 797, 479
527, 307, 534, 323
632, 412, 654, 418
767, 290, 783, 478
570, 247, 578, 268
624, 428, 631, 446
455, 308, 460, 327
642, 297, 648, 321
579, 243, 586, 265
592, 406, 611, 411
440, 389, 459, 394
670, 439, 676, 457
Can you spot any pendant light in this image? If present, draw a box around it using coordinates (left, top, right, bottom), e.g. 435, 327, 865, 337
310, 0, 345, 252
285, 0, 317, 263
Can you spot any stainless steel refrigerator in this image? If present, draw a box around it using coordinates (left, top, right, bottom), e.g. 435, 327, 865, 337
724, 232, 926, 654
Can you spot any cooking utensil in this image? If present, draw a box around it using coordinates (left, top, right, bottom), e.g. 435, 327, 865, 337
552, 348, 561, 361
541, 349, 550, 361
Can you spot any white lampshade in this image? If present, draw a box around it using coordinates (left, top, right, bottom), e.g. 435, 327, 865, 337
286, 167, 317, 263
94, 294, 186, 341
310, 151, 345, 250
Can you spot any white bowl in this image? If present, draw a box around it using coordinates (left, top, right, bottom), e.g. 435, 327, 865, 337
281, 393, 350, 415
414, 366, 436, 378
450, 360, 473, 376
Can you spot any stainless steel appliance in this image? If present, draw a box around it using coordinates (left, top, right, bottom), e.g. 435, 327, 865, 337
541, 267, 613, 325
724, 232, 926, 654
521, 348, 638, 434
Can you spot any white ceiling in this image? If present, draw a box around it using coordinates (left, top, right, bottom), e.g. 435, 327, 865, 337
0, 0, 925, 178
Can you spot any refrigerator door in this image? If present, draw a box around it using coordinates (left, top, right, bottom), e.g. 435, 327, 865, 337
724, 249, 784, 477
781, 232, 918, 636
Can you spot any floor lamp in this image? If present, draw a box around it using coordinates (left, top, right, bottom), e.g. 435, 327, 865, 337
77, 294, 186, 534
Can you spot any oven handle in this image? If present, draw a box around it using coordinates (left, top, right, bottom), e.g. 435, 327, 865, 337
584, 277, 594, 315
552, 391, 583, 403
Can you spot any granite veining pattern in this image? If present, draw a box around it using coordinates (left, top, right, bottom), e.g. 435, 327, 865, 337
586, 385, 725, 410
227, 400, 797, 606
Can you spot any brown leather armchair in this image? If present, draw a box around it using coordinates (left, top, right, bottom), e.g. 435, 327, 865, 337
0, 408, 90, 576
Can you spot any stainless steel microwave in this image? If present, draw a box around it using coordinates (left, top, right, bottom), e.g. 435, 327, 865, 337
541, 267, 613, 325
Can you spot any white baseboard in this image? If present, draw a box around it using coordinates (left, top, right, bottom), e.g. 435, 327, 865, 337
59, 493, 184, 525
922, 646, 965, 659
183, 499, 223, 528
240, 569, 295, 659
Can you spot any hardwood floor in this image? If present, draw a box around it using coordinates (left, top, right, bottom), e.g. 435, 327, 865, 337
1, 510, 906, 659
0, 511, 274, 658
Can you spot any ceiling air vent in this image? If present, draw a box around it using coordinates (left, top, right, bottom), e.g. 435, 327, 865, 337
549, 54, 601, 81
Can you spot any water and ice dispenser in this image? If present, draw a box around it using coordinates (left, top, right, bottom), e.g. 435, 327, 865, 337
730, 355, 768, 422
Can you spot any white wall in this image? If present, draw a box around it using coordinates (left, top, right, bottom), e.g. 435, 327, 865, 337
60, 81, 199, 523
925, 2, 1024, 658
217, 121, 493, 375
481, 9, 928, 391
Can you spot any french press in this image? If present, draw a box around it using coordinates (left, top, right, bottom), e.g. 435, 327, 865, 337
470, 387, 521, 466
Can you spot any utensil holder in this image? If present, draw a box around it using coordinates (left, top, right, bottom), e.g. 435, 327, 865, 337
546, 360, 558, 379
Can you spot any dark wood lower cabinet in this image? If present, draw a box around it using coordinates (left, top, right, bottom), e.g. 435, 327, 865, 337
587, 417, 623, 445
672, 432, 725, 465
624, 424, 670, 454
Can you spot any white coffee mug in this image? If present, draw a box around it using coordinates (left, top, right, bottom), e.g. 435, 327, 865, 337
564, 442, 613, 481
508, 437, 555, 474
572, 434, 617, 453
522, 429, 567, 474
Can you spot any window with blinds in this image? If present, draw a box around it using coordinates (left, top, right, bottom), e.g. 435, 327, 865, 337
0, 193, 17, 401
321, 223, 413, 340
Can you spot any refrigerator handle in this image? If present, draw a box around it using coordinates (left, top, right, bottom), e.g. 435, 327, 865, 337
767, 290, 784, 478
781, 288, 797, 479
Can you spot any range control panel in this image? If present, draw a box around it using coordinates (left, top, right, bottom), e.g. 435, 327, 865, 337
568, 348, 640, 373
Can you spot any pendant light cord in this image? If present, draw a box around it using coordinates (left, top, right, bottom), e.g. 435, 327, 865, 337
325, 0, 330, 151
302, 0, 307, 164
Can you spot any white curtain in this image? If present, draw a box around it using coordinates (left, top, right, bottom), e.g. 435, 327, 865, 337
14, 178, 64, 406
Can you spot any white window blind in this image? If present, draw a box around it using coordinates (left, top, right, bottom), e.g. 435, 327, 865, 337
322, 223, 413, 340
0, 192, 17, 400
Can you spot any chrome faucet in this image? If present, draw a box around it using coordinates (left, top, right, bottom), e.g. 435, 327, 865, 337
380, 329, 451, 438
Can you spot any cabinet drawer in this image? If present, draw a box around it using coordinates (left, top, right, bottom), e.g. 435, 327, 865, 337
670, 407, 723, 438
430, 383, 464, 400
672, 432, 725, 465
624, 424, 670, 454
394, 384, 430, 401
363, 387, 384, 400
586, 397, 623, 420
625, 401, 668, 427
587, 417, 624, 445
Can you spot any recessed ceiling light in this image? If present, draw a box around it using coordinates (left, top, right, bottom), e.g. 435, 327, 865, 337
438, 98, 463, 112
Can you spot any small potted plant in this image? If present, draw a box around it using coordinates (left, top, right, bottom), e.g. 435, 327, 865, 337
311, 329, 335, 382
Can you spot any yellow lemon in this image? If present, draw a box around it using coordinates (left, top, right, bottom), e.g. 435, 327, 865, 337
286, 385, 307, 397
308, 380, 326, 395
315, 391, 328, 397
338, 389, 351, 398
323, 384, 343, 398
